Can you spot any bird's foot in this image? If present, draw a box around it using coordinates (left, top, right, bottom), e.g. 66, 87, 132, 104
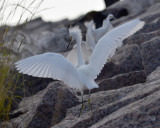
88, 98, 92, 111
78, 104, 84, 118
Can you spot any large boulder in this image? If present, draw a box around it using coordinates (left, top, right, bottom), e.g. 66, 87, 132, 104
3, 82, 79, 128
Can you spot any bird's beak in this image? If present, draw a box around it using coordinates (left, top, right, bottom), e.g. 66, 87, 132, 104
67, 36, 72, 49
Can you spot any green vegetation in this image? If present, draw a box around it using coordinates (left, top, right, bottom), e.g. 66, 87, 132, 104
0, 0, 44, 122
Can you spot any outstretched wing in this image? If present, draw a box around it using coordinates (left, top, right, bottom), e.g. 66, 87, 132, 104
79, 19, 145, 79
15, 52, 82, 90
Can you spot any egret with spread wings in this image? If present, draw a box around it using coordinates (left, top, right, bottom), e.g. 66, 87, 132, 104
15, 19, 145, 117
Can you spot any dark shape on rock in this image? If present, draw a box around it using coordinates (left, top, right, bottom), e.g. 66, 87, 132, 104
78, 7, 128, 29
79, 11, 106, 28
104, 0, 119, 7
116, 8, 128, 18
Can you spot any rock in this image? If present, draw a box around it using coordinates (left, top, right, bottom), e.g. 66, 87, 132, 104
10, 73, 53, 112
80, 70, 146, 95
0, 19, 71, 59
52, 66, 160, 128
97, 44, 144, 80
123, 29, 160, 46
17, 18, 71, 34
32, 27, 70, 54
4, 82, 79, 128
147, 66, 160, 81
107, 0, 157, 16
93, 70, 146, 93
112, 44, 144, 72
141, 36, 160, 75
139, 17, 160, 34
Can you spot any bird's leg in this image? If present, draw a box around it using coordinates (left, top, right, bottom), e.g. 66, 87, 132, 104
78, 91, 84, 118
88, 90, 92, 111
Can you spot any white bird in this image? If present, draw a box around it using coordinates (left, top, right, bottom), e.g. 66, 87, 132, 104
91, 14, 115, 43
15, 19, 145, 117
67, 14, 115, 66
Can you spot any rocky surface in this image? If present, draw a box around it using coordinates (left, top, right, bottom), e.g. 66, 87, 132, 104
1, 0, 160, 128
1, 82, 79, 128
50, 67, 160, 128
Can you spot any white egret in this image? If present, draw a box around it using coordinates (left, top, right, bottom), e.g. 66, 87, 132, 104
67, 14, 115, 66
15, 19, 144, 117
92, 14, 115, 43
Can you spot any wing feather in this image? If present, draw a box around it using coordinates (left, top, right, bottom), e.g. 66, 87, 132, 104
66, 45, 78, 66
80, 19, 145, 79
15, 52, 82, 90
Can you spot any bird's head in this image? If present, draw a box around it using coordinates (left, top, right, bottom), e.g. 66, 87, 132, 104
67, 26, 82, 49
107, 14, 116, 21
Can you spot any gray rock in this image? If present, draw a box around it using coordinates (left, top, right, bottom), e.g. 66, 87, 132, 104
93, 70, 146, 93
1, 19, 71, 59
141, 36, 160, 75
79, 70, 146, 95
5, 82, 79, 128
107, 0, 157, 16
32, 27, 70, 54
52, 66, 160, 128
138, 17, 160, 34
97, 44, 144, 80
123, 29, 160, 46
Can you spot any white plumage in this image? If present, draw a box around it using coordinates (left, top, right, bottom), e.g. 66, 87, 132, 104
15, 18, 145, 94
67, 14, 115, 66
15, 19, 145, 116
80, 19, 145, 79
91, 14, 114, 43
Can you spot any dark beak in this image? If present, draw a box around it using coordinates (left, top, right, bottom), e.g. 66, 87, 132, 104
67, 36, 72, 49
67, 41, 71, 49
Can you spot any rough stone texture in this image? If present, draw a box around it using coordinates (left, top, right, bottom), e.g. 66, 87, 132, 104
94, 70, 146, 93
10, 73, 53, 112
51, 67, 160, 128
80, 70, 146, 95
97, 44, 144, 80
141, 36, 160, 75
2, 82, 79, 128
138, 18, 160, 34
123, 29, 160, 46
1, 19, 71, 60
106, 0, 157, 16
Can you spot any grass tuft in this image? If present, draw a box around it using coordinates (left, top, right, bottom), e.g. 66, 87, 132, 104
0, 0, 44, 122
